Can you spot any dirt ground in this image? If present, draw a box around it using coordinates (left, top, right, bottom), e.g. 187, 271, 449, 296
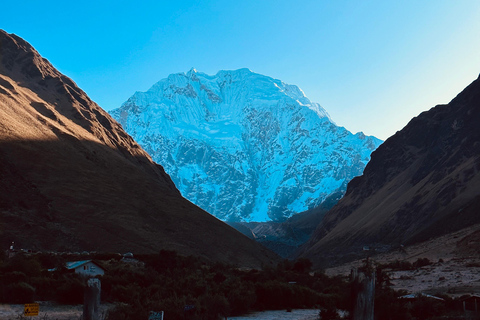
324, 224, 480, 296
229, 309, 320, 320
0, 302, 112, 320
0, 306, 319, 320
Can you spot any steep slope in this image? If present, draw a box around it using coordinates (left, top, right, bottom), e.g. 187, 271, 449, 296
0, 30, 278, 268
300, 74, 480, 267
110, 69, 382, 222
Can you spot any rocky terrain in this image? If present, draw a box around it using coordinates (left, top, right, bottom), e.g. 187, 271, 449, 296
301, 74, 480, 268
325, 223, 480, 296
110, 68, 381, 221
0, 30, 278, 268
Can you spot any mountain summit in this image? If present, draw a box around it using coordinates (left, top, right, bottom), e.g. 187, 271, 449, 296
111, 69, 382, 221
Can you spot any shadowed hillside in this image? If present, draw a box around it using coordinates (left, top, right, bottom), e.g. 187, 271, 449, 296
300, 74, 480, 268
0, 30, 278, 268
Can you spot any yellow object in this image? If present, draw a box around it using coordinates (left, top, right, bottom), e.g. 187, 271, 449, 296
24, 303, 39, 316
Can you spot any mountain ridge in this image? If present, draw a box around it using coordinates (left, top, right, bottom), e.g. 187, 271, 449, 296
299, 73, 480, 268
111, 68, 382, 222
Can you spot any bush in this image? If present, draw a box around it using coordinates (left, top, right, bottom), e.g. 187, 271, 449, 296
0, 251, 354, 318
5, 254, 42, 276
223, 280, 256, 315
30, 276, 57, 301
109, 283, 142, 303
320, 307, 340, 320
106, 303, 148, 320
5, 282, 35, 303
255, 281, 293, 310
381, 260, 413, 271
413, 258, 431, 269
410, 296, 445, 320
293, 258, 313, 273
1, 271, 27, 285
56, 276, 85, 304
198, 294, 230, 320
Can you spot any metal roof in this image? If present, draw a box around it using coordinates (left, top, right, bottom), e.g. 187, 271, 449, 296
460, 294, 480, 301
65, 260, 103, 270
398, 293, 444, 301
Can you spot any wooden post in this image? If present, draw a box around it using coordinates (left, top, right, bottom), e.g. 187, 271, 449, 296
83, 278, 101, 320
351, 266, 375, 320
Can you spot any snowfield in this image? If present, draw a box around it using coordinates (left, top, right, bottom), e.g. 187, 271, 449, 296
110, 68, 382, 221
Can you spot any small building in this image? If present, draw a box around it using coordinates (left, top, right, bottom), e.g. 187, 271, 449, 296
398, 293, 445, 301
461, 294, 480, 315
65, 260, 105, 277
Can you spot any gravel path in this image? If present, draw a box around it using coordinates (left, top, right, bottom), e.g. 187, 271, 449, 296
0, 303, 111, 320
229, 309, 319, 320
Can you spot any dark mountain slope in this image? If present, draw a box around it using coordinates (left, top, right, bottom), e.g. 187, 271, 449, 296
0, 30, 278, 268
300, 74, 480, 267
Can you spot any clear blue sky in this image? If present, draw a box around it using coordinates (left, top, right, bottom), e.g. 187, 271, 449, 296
3, 0, 480, 140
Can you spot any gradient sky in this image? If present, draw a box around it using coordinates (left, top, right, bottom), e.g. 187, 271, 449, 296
3, 0, 480, 140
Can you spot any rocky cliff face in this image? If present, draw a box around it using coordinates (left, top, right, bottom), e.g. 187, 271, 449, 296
300, 74, 480, 268
110, 68, 382, 221
0, 30, 278, 268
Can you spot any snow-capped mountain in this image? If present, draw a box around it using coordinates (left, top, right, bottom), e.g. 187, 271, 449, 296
110, 68, 382, 222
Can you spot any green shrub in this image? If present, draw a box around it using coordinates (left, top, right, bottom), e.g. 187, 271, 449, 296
413, 258, 431, 268
30, 276, 57, 301
56, 276, 84, 304
410, 296, 445, 320
293, 258, 313, 273
0, 251, 355, 317
381, 260, 413, 271
197, 294, 230, 320
320, 306, 340, 320
5, 282, 35, 303
5, 254, 42, 276
224, 280, 256, 315
1, 271, 27, 284
106, 303, 148, 320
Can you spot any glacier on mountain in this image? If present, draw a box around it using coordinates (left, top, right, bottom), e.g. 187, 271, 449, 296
110, 68, 382, 222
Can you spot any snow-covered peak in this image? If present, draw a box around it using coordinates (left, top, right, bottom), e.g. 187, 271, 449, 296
127, 68, 333, 123
111, 69, 382, 222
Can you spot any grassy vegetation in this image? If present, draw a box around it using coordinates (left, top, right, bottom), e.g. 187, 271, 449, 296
0, 252, 474, 320
0, 251, 348, 319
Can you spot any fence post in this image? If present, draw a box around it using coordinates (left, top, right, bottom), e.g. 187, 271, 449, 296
83, 278, 101, 320
351, 265, 375, 320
